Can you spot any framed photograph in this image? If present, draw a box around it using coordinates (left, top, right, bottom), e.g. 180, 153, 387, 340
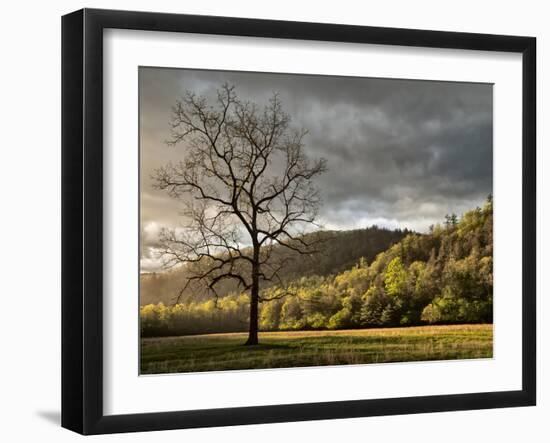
62, 8, 536, 435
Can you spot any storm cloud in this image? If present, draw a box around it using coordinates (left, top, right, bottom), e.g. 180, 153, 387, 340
139, 67, 492, 271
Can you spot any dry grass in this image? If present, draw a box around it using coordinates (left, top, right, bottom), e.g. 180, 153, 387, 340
141, 324, 493, 374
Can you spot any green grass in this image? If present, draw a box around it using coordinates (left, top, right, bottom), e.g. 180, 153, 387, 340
140, 324, 493, 374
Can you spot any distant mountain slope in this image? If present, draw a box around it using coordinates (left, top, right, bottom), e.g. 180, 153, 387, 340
141, 198, 493, 336
140, 226, 408, 306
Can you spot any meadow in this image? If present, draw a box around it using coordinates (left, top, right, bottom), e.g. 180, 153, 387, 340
140, 324, 492, 374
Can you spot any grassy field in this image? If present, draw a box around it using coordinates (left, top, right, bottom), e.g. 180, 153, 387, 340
140, 324, 493, 374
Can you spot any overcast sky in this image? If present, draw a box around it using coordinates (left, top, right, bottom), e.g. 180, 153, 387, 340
139, 67, 492, 272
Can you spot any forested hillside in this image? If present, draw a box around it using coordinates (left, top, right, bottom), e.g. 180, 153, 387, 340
140, 226, 408, 305
141, 197, 493, 336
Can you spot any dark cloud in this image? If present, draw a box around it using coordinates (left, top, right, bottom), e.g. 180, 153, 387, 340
139, 67, 492, 269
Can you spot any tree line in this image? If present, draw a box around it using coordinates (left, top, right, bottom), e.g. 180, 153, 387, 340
141, 196, 493, 337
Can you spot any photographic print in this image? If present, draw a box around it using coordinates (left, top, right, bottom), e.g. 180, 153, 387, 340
139, 68, 493, 375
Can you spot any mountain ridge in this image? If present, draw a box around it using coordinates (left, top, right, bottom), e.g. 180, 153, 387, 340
140, 226, 409, 306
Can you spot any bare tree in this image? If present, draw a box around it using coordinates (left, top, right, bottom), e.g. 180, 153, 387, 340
153, 84, 327, 345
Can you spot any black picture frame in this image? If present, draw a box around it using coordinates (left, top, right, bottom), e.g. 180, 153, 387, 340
61, 8, 536, 435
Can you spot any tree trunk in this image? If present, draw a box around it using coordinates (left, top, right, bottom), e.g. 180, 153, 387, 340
245, 246, 260, 346
245, 285, 259, 345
